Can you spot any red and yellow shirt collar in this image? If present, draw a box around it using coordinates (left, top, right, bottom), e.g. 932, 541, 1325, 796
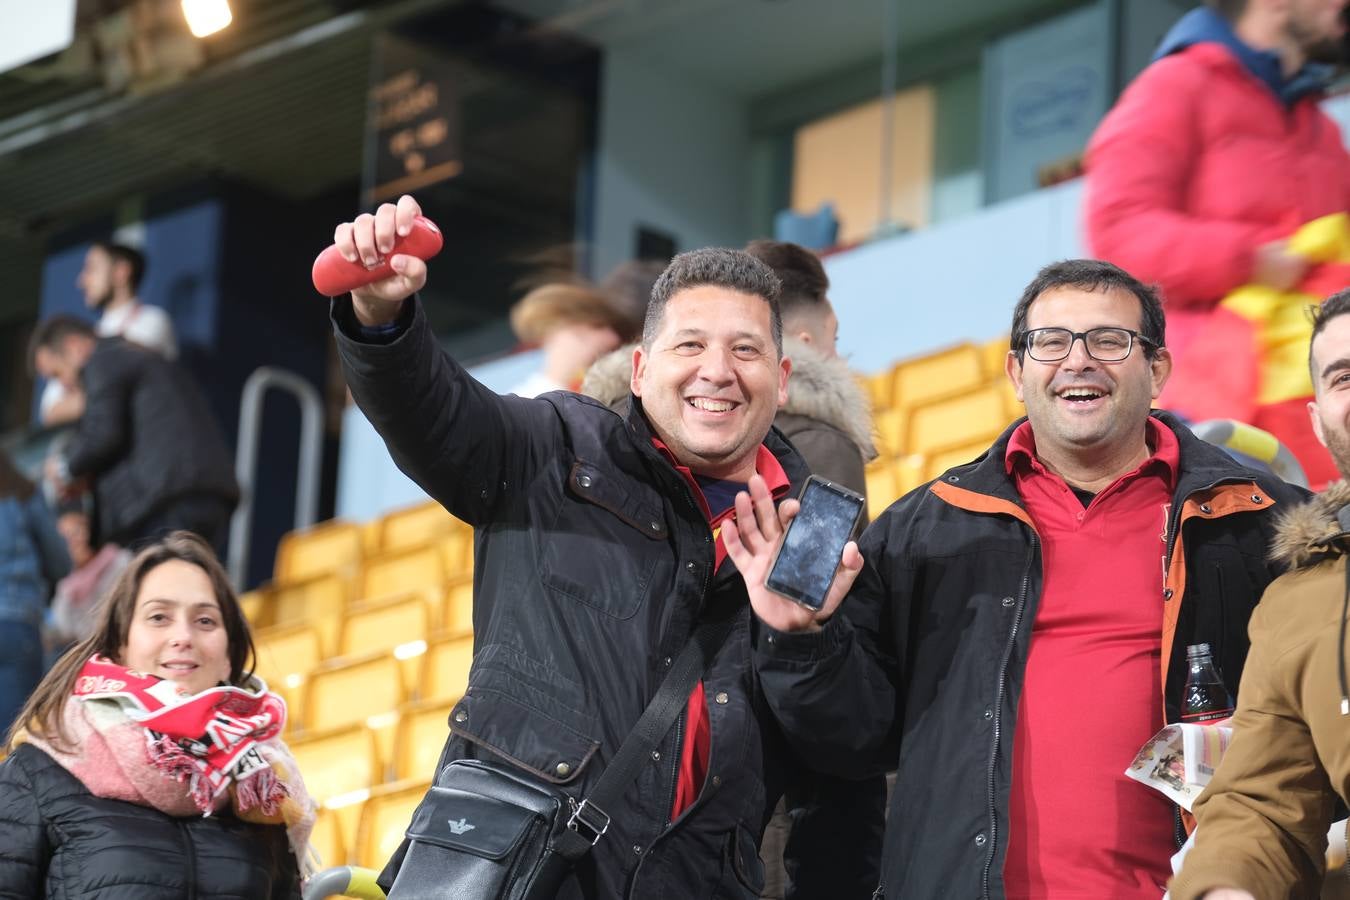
650, 439, 791, 525
1004, 416, 1179, 489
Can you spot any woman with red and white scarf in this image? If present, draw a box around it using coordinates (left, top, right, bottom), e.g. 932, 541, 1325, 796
0, 531, 315, 898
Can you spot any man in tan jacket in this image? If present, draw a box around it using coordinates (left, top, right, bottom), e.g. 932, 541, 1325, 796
1172, 287, 1350, 900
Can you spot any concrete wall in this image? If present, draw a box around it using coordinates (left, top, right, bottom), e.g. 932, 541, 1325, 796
589, 48, 750, 277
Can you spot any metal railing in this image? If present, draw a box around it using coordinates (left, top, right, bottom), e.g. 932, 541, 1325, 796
227, 366, 323, 588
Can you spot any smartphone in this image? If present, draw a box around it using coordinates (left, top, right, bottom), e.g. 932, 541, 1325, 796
765, 476, 866, 612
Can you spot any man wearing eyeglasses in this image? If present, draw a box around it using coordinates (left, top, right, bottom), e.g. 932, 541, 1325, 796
733, 259, 1308, 899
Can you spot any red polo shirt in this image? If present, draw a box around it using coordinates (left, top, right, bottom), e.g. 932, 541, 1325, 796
1002, 418, 1179, 899
651, 441, 790, 821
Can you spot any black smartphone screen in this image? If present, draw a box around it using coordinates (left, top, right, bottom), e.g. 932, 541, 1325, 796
765, 477, 865, 611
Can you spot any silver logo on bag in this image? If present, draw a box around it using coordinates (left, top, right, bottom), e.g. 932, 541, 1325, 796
447, 817, 476, 835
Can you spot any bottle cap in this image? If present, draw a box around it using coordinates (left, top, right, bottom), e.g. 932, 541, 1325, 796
1187, 643, 1212, 659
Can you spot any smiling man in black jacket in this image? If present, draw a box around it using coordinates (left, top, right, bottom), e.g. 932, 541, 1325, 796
329, 195, 852, 899
734, 259, 1308, 899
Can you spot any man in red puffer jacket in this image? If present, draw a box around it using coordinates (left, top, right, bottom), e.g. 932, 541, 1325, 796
1085, 0, 1350, 486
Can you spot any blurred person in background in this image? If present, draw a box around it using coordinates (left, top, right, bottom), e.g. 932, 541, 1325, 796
1085, 0, 1350, 487
41, 241, 179, 427
1170, 289, 1350, 900
599, 258, 667, 331
0, 452, 70, 735
46, 505, 131, 653
507, 281, 637, 397
30, 316, 238, 551
0, 532, 312, 899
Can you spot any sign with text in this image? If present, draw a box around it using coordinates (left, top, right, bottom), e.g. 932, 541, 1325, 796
365, 34, 462, 203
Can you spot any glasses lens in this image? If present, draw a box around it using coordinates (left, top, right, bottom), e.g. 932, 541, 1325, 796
1086, 328, 1132, 361
1027, 329, 1071, 360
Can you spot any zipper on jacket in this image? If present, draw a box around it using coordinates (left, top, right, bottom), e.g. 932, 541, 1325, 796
176, 819, 198, 900
630, 484, 713, 896
981, 531, 1038, 900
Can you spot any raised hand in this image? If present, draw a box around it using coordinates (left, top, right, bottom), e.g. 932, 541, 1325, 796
332, 194, 428, 326
722, 474, 863, 633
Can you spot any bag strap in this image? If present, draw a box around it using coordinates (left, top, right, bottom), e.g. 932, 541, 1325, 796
553, 614, 736, 859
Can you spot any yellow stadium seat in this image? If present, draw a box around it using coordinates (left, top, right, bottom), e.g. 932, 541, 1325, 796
864, 461, 899, 514
356, 779, 430, 870
439, 531, 473, 581
309, 807, 347, 869
891, 344, 984, 412
289, 726, 382, 808
239, 590, 268, 629
419, 635, 474, 704
274, 520, 364, 585
394, 699, 455, 782
361, 520, 383, 559
441, 578, 474, 638
304, 652, 406, 734
361, 546, 444, 603
339, 592, 433, 660
872, 407, 905, 457
906, 385, 1012, 457
897, 454, 927, 493
925, 442, 994, 480
270, 575, 348, 627
980, 335, 1012, 379
254, 624, 323, 697
379, 501, 464, 555
866, 368, 896, 411
269, 575, 349, 657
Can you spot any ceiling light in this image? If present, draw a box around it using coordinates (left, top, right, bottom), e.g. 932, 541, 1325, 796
181, 0, 232, 38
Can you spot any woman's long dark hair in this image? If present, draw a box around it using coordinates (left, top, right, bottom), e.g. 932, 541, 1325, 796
6, 531, 257, 752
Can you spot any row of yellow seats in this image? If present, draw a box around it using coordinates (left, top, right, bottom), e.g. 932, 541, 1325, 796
267, 502, 474, 593
865, 336, 1011, 415
872, 378, 1022, 460
864, 440, 1003, 513
256, 616, 474, 736
249, 564, 474, 657
309, 777, 430, 874
292, 697, 457, 803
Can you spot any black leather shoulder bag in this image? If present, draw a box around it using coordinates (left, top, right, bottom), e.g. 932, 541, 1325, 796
387, 615, 736, 900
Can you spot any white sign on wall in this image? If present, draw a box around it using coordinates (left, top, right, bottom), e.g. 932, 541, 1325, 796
982, 0, 1112, 204
0, 1, 76, 75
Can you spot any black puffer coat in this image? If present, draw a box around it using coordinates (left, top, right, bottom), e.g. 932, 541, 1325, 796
755, 413, 1308, 899
0, 743, 300, 899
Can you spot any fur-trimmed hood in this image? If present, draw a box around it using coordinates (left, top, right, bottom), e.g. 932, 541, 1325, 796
579, 339, 877, 461
1270, 480, 1350, 570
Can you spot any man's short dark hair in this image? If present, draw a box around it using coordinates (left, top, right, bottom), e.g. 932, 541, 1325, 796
744, 239, 829, 325
94, 241, 147, 292
27, 315, 95, 375
1203, 0, 1248, 20
1010, 259, 1166, 361
644, 248, 783, 355
1308, 288, 1350, 386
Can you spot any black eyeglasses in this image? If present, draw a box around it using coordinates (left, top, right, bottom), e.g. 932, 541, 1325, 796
1019, 327, 1156, 363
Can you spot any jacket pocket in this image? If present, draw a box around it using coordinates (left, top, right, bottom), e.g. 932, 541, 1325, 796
449, 658, 601, 786
722, 826, 765, 897
538, 460, 671, 620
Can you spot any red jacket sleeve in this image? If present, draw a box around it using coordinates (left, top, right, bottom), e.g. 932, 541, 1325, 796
1084, 54, 1274, 309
